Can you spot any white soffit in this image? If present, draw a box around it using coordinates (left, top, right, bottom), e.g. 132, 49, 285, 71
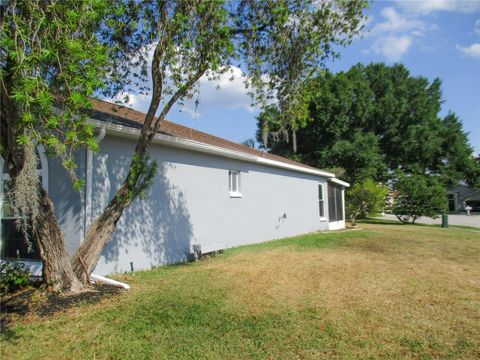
87, 118, 336, 179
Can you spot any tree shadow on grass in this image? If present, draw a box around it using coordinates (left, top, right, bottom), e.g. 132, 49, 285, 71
0, 285, 124, 342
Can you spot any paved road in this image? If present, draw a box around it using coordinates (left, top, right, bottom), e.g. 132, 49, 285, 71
376, 214, 480, 228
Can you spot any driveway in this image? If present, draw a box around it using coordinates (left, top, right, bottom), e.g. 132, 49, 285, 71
376, 214, 480, 228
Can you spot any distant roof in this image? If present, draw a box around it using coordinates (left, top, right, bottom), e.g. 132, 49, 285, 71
448, 185, 480, 200
88, 98, 334, 177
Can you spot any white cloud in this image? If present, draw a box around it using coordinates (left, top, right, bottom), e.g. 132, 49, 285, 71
457, 43, 480, 58
411, 30, 425, 37
372, 35, 413, 61
102, 41, 258, 117
365, 7, 428, 60
372, 7, 426, 34
362, 2, 480, 62
396, 0, 480, 14
194, 66, 256, 114
103, 41, 256, 118
105, 65, 256, 118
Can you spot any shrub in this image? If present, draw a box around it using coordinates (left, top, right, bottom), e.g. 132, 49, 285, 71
0, 260, 32, 295
346, 179, 388, 226
391, 173, 447, 223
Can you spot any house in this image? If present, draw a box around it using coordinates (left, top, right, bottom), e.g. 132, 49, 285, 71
0, 99, 349, 276
447, 185, 480, 213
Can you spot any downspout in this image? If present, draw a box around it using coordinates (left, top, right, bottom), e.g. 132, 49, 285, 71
84, 128, 106, 235
90, 273, 131, 290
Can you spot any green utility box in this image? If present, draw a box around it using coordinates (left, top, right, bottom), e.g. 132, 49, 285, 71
441, 214, 448, 228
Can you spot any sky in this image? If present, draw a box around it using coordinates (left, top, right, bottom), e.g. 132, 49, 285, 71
108, 0, 480, 155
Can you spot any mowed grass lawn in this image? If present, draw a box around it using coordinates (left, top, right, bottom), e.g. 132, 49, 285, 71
1, 223, 480, 359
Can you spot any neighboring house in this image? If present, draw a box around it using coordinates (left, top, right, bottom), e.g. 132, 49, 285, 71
0, 99, 349, 276
447, 185, 480, 212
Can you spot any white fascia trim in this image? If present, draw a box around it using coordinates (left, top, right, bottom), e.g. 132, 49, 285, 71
87, 119, 335, 179
330, 177, 350, 188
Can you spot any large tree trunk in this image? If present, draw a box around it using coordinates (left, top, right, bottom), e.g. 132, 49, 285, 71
70, 41, 205, 281
70, 83, 162, 282
1, 75, 83, 293
71, 184, 131, 282
35, 188, 84, 292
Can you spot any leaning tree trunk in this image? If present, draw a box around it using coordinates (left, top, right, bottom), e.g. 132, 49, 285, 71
71, 45, 206, 282
71, 112, 163, 281
71, 184, 132, 282
70, 75, 163, 282
34, 188, 84, 292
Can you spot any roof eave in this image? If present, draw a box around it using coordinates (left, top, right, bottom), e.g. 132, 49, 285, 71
329, 177, 350, 188
88, 118, 336, 179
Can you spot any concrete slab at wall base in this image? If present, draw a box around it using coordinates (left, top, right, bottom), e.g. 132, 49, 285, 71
328, 220, 346, 231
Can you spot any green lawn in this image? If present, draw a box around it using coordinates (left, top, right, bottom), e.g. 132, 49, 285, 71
1, 223, 479, 359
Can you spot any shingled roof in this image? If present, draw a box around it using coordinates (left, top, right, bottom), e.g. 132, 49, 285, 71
88, 98, 330, 176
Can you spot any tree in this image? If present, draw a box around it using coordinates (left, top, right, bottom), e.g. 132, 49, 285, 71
346, 179, 388, 227
391, 173, 447, 224
241, 139, 257, 148
437, 113, 480, 188
70, 0, 368, 282
256, 63, 480, 186
2, 0, 369, 290
1, 0, 114, 292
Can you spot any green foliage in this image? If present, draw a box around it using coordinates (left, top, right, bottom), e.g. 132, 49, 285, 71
257, 63, 479, 186
438, 113, 480, 188
346, 179, 388, 226
0, 259, 32, 295
235, 0, 368, 151
124, 154, 158, 204
1, 0, 114, 184
391, 172, 447, 224
2, 0, 368, 190
104, 0, 367, 141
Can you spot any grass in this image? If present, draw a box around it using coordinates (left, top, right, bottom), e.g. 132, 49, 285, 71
1, 223, 480, 359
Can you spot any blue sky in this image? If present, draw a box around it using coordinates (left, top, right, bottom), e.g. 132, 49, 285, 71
116, 0, 480, 155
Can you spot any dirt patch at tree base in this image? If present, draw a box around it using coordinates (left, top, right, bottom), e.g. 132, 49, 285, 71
1, 284, 124, 331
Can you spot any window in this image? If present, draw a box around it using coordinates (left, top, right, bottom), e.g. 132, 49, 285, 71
318, 184, 325, 219
228, 170, 241, 197
1, 147, 47, 260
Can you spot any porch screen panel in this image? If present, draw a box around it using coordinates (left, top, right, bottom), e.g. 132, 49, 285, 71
328, 183, 344, 222
328, 183, 336, 220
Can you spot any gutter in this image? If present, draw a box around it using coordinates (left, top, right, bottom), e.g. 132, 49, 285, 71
86, 118, 338, 179
329, 177, 350, 188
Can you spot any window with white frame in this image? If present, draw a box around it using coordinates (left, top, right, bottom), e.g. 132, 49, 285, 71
318, 183, 325, 219
228, 170, 241, 197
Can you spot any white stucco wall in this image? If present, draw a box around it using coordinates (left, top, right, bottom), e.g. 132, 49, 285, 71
48, 153, 85, 256
89, 134, 330, 275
